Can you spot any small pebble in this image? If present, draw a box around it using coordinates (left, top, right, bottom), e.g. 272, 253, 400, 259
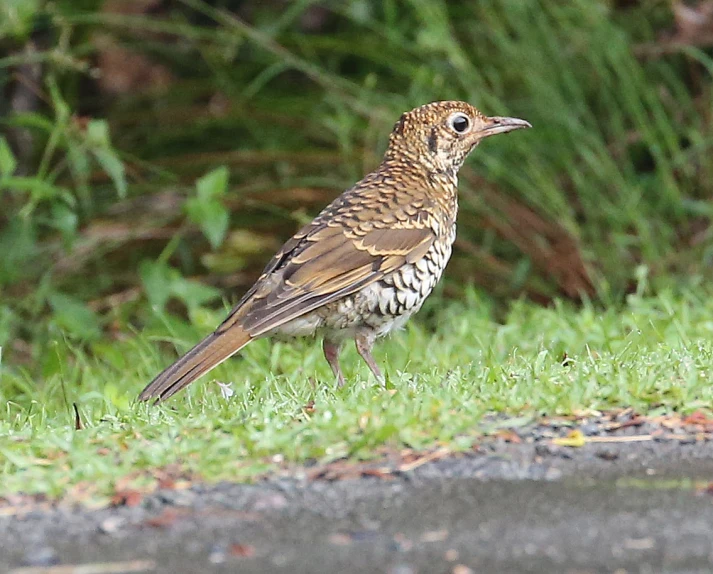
420, 529, 448, 542
253, 492, 288, 511
580, 423, 600, 436
158, 489, 195, 507
328, 533, 353, 546
98, 516, 126, 534
208, 543, 227, 564
390, 533, 413, 552
22, 546, 59, 567
349, 530, 380, 541
535, 444, 572, 459
544, 467, 564, 481
595, 449, 619, 461
444, 548, 459, 561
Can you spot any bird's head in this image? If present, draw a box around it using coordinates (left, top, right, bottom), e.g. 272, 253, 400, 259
386, 101, 531, 176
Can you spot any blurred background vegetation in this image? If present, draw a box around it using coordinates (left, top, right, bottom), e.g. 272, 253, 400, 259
1, 0, 713, 377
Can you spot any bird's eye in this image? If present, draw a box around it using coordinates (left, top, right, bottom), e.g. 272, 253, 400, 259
448, 112, 471, 134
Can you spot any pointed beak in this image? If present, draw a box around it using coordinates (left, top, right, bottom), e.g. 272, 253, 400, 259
477, 116, 532, 138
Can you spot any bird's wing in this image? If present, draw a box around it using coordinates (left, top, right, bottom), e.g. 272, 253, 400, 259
216, 202, 437, 338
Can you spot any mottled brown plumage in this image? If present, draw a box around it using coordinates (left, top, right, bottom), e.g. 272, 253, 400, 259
139, 101, 530, 402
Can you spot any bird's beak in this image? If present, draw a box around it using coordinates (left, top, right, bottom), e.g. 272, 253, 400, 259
477, 116, 532, 138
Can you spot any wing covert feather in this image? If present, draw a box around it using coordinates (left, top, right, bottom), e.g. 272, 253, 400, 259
216, 193, 442, 338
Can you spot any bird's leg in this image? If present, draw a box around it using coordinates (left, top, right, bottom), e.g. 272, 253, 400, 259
322, 338, 345, 388
355, 331, 385, 387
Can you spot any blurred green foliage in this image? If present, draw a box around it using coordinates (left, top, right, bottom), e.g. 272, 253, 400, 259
1, 0, 712, 381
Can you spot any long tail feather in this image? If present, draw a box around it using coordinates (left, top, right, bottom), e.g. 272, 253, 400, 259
139, 326, 252, 403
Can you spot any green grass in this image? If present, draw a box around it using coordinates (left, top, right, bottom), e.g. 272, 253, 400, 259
3, 282, 713, 503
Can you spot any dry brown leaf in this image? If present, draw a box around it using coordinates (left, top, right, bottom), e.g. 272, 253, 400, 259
110, 490, 143, 508
673, 1, 713, 46
229, 544, 256, 558
144, 508, 181, 528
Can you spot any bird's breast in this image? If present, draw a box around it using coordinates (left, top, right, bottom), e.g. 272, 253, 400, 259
368, 231, 454, 321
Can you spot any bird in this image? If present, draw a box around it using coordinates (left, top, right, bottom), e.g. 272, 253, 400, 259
139, 101, 531, 403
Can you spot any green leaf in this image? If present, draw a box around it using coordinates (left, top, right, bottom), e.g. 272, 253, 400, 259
104, 382, 130, 411
6, 111, 55, 132
196, 166, 229, 200
48, 293, 101, 341
67, 142, 91, 184
0, 304, 15, 347
0, 176, 65, 201
50, 203, 78, 245
185, 197, 229, 249
139, 260, 175, 311
93, 148, 127, 198
48, 78, 70, 122
0, 0, 41, 39
0, 220, 37, 285
139, 259, 221, 311
184, 167, 231, 249
86, 119, 111, 147
0, 137, 17, 177
170, 277, 221, 310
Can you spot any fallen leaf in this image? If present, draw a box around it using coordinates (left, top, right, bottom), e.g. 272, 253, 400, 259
420, 529, 449, 542
398, 448, 450, 472
360, 468, 394, 479
144, 508, 180, 528
605, 415, 645, 431
110, 490, 142, 508
586, 435, 653, 444
696, 481, 713, 496
682, 410, 713, 429
329, 533, 353, 546
229, 543, 256, 557
156, 475, 176, 490
552, 429, 586, 447
493, 429, 522, 443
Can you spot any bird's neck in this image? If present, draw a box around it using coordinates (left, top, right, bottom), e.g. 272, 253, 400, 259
383, 139, 460, 188
377, 153, 459, 224
427, 170, 459, 222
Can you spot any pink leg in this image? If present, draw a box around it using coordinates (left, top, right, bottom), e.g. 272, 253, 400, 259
355, 331, 384, 386
322, 339, 346, 388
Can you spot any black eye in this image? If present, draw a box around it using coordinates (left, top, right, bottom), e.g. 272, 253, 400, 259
448, 113, 471, 134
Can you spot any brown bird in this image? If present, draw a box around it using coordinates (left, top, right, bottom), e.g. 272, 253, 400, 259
139, 101, 530, 402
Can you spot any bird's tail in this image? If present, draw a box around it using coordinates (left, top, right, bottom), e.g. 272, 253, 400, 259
139, 325, 252, 403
